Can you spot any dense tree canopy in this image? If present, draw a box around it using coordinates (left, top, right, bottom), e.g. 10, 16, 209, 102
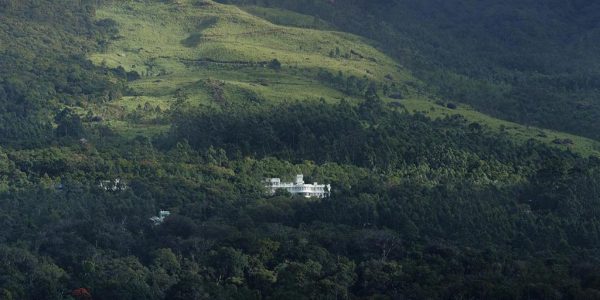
1, 96, 600, 298
0, 0, 124, 147
2, 0, 600, 299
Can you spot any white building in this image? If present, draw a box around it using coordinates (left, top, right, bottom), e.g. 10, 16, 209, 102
99, 178, 128, 191
265, 174, 331, 198
150, 210, 171, 225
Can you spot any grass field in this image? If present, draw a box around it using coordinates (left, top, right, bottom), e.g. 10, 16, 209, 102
90, 0, 408, 83
238, 5, 334, 30
87, 0, 600, 157
88, 0, 409, 134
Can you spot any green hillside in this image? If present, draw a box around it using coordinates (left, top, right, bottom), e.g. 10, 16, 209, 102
86, 0, 600, 157
5, 1, 600, 299
88, 0, 410, 135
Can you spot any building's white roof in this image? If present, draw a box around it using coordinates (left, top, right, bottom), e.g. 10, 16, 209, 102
265, 174, 331, 198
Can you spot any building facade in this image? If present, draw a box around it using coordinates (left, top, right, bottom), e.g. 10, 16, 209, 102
98, 178, 128, 191
265, 174, 331, 198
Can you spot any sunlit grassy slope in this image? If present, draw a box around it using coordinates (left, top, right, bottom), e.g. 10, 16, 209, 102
88, 0, 600, 157
90, 0, 408, 102
88, 0, 415, 138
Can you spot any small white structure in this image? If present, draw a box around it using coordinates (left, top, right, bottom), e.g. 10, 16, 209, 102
265, 174, 331, 198
150, 210, 171, 225
99, 179, 128, 191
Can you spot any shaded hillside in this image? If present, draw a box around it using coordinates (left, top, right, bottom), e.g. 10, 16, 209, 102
220, 0, 600, 140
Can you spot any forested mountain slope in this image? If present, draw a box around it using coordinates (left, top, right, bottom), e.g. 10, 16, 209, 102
0, 0, 125, 147
2, 0, 600, 299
